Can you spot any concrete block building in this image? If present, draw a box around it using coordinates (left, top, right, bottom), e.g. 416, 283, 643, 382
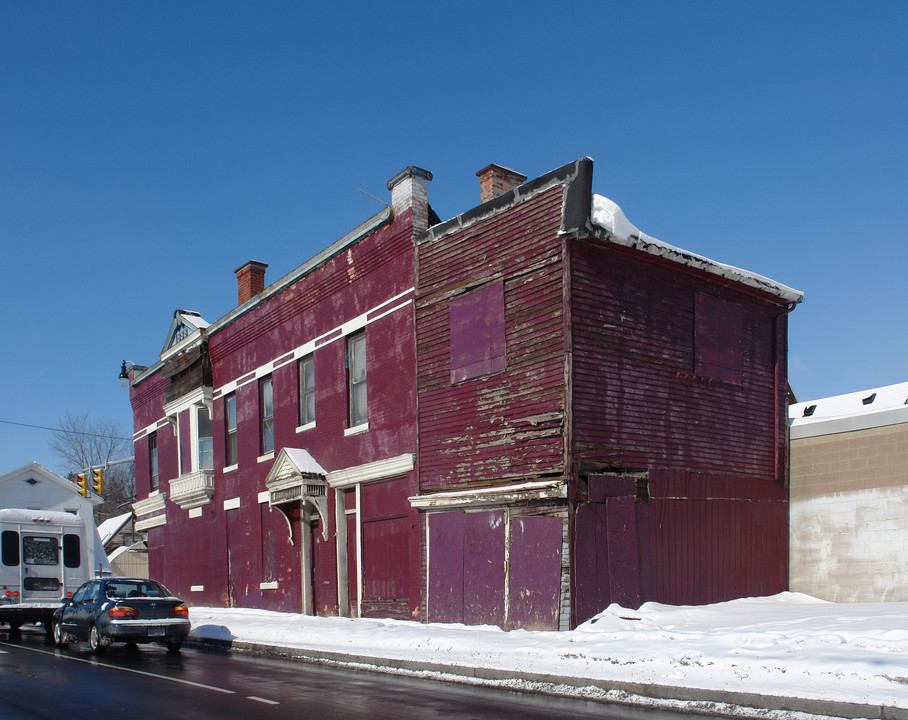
789, 382, 908, 602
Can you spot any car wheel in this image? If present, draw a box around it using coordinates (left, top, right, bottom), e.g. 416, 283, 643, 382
52, 620, 68, 647
89, 625, 106, 654
165, 641, 182, 653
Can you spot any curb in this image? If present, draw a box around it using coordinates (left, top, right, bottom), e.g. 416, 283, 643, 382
191, 636, 908, 720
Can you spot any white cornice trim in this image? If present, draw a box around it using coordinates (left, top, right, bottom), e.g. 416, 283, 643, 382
327, 453, 415, 489
409, 479, 565, 510
133, 491, 166, 517
134, 514, 167, 531
162, 386, 213, 418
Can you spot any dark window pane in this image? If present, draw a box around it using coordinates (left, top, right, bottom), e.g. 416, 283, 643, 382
1, 531, 19, 566
63, 534, 81, 568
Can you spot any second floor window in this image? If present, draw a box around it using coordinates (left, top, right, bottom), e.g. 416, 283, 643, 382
225, 394, 237, 466
299, 355, 315, 426
347, 332, 367, 426
261, 377, 274, 454
149, 432, 158, 490
197, 406, 213, 471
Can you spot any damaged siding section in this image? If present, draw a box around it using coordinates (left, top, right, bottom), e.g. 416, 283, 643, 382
416, 186, 568, 491
414, 173, 579, 631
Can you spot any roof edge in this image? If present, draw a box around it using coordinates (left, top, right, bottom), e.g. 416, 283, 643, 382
590, 194, 804, 304
417, 157, 593, 245
208, 206, 393, 338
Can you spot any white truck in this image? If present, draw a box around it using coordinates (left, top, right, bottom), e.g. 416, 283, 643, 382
0, 508, 92, 635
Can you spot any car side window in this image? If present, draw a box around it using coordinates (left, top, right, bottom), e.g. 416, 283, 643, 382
86, 582, 101, 603
71, 584, 90, 604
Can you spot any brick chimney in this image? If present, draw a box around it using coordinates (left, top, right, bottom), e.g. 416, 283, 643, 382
387, 166, 433, 233
476, 164, 526, 204
235, 260, 268, 306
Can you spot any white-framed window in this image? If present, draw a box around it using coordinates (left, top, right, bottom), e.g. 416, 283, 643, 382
148, 432, 159, 491
197, 406, 213, 471
260, 377, 274, 454
299, 355, 315, 427
164, 388, 214, 479
225, 393, 238, 466
347, 332, 367, 427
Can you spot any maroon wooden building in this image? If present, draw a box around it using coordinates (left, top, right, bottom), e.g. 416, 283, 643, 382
127, 158, 801, 630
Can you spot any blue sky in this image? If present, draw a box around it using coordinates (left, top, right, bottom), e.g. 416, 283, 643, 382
2, 1, 906, 472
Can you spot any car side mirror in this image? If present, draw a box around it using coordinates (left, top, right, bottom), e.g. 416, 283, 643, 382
60, 598, 73, 607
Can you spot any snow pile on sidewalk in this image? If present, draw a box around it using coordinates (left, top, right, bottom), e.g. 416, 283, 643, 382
188, 592, 908, 709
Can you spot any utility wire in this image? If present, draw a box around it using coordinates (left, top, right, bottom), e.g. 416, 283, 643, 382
0, 419, 132, 442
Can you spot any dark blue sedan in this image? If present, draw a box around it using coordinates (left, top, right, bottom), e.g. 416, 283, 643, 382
52, 577, 190, 653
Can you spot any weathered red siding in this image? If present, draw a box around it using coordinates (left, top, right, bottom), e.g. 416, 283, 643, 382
570, 241, 789, 477
416, 186, 567, 490
569, 239, 791, 614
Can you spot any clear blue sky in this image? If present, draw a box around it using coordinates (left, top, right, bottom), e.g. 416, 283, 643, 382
2, 1, 906, 472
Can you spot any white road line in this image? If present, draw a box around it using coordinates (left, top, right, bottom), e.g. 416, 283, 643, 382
248, 696, 280, 705
0, 641, 235, 695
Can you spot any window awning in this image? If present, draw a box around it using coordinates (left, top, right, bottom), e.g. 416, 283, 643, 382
264, 448, 329, 539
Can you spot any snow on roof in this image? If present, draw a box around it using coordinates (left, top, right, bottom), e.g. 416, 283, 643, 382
590, 195, 803, 304
0, 508, 85, 526
790, 380, 908, 439
97, 511, 133, 547
176, 309, 210, 330
283, 448, 327, 477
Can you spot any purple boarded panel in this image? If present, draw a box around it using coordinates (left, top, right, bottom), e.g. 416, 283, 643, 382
635, 502, 653, 604
606, 497, 642, 608
573, 504, 610, 624
463, 510, 505, 626
361, 476, 408, 521
589, 474, 635, 502
362, 515, 409, 601
449, 282, 506, 383
428, 511, 465, 624
695, 292, 743, 384
508, 515, 562, 630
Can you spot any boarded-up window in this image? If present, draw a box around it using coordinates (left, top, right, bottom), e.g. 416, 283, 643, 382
450, 281, 506, 383
360, 477, 410, 616
694, 293, 742, 383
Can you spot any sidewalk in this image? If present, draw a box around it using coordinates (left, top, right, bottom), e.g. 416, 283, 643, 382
186, 593, 908, 719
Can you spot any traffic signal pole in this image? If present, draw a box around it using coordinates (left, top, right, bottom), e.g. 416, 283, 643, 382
73, 456, 134, 497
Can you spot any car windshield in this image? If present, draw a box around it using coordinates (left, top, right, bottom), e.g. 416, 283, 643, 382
105, 581, 168, 599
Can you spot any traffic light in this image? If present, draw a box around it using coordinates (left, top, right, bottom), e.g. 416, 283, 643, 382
76, 473, 88, 498
92, 468, 103, 495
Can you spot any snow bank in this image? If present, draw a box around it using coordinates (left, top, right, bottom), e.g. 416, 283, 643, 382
188, 592, 908, 709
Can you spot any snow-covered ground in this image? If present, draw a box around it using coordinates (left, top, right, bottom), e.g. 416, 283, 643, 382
188, 592, 908, 713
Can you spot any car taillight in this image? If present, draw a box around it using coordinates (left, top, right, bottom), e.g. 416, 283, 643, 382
109, 606, 139, 619
5, 590, 18, 598
169, 605, 188, 618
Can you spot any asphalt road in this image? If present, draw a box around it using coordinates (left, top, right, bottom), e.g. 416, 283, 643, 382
0, 626, 719, 720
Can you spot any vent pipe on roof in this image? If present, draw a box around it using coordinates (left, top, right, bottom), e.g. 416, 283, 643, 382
476, 164, 526, 204
235, 260, 268, 306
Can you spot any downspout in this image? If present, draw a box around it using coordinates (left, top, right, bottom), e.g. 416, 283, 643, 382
774, 302, 798, 484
